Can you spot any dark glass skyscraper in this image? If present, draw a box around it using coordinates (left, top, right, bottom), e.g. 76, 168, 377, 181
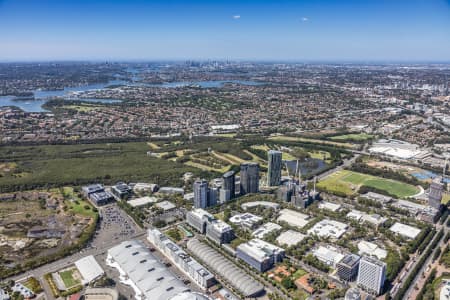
267, 150, 282, 186
240, 162, 260, 195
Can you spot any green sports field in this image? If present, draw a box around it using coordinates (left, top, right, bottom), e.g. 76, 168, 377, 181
59, 269, 80, 288
317, 170, 419, 198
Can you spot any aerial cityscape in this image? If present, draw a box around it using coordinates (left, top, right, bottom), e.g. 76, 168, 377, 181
0, 1, 450, 300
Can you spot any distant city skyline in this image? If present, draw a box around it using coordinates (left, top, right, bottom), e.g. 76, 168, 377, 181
1, 0, 450, 61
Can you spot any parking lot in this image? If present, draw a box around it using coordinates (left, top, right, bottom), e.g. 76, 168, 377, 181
92, 204, 144, 249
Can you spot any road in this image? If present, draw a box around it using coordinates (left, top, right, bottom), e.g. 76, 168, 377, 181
6, 203, 145, 299
402, 217, 449, 299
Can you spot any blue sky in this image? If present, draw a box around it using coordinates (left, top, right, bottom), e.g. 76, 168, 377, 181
0, 0, 449, 61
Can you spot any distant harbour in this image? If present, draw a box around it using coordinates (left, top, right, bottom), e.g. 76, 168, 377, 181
0, 79, 264, 112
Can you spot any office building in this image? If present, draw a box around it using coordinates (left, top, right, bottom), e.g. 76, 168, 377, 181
240, 162, 260, 195
429, 177, 444, 209
337, 254, 360, 282
147, 229, 215, 289
222, 171, 235, 199
357, 256, 386, 295
111, 182, 133, 200
208, 187, 218, 207
206, 220, 234, 245
193, 179, 209, 209
236, 239, 285, 272
186, 208, 214, 234
219, 189, 231, 203
82, 184, 114, 206
229, 213, 262, 229
267, 150, 282, 186
312, 245, 345, 268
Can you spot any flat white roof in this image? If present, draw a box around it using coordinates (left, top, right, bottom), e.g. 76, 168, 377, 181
312, 246, 344, 267
237, 239, 284, 262
75, 255, 104, 284
307, 219, 348, 239
252, 222, 282, 239
358, 241, 387, 260
318, 201, 342, 212
276, 230, 306, 247
389, 222, 421, 239
128, 196, 158, 207
229, 213, 262, 226
277, 209, 311, 229
242, 201, 280, 210
156, 200, 176, 211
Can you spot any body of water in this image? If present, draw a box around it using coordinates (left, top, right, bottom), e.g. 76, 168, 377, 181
0, 79, 263, 112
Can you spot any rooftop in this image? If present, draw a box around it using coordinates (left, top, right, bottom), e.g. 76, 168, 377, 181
389, 222, 421, 239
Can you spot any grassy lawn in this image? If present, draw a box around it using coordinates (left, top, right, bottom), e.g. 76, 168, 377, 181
185, 161, 228, 173
282, 152, 297, 160
291, 289, 309, 300
61, 187, 97, 217
317, 170, 419, 198
293, 268, 308, 279
243, 150, 267, 166
329, 133, 374, 141
251, 144, 270, 151
59, 269, 80, 288
268, 135, 355, 149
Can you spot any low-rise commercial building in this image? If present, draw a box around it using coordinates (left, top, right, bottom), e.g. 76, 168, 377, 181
307, 219, 348, 239
276, 230, 306, 247
186, 208, 214, 234
75, 255, 105, 285
236, 239, 285, 272
111, 182, 133, 200
389, 222, 421, 239
229, 213, 262, 229
147, 229, 215, 289
252, 222, 282, 239
357, 241, 387, 260
277, 209, 311, 229
206, 220, 234, 245
312, 245, 345, 268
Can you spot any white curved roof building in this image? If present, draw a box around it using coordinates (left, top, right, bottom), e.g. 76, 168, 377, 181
106, 240, 210, 300
187, 239, 264, 298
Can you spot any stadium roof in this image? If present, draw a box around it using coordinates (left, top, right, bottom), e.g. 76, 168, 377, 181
107, 240, 191, 300
75, 255, 104, 284
187, 239, 264, 297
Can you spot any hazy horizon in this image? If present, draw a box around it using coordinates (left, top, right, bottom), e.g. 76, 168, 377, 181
1, 0, 450, 61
